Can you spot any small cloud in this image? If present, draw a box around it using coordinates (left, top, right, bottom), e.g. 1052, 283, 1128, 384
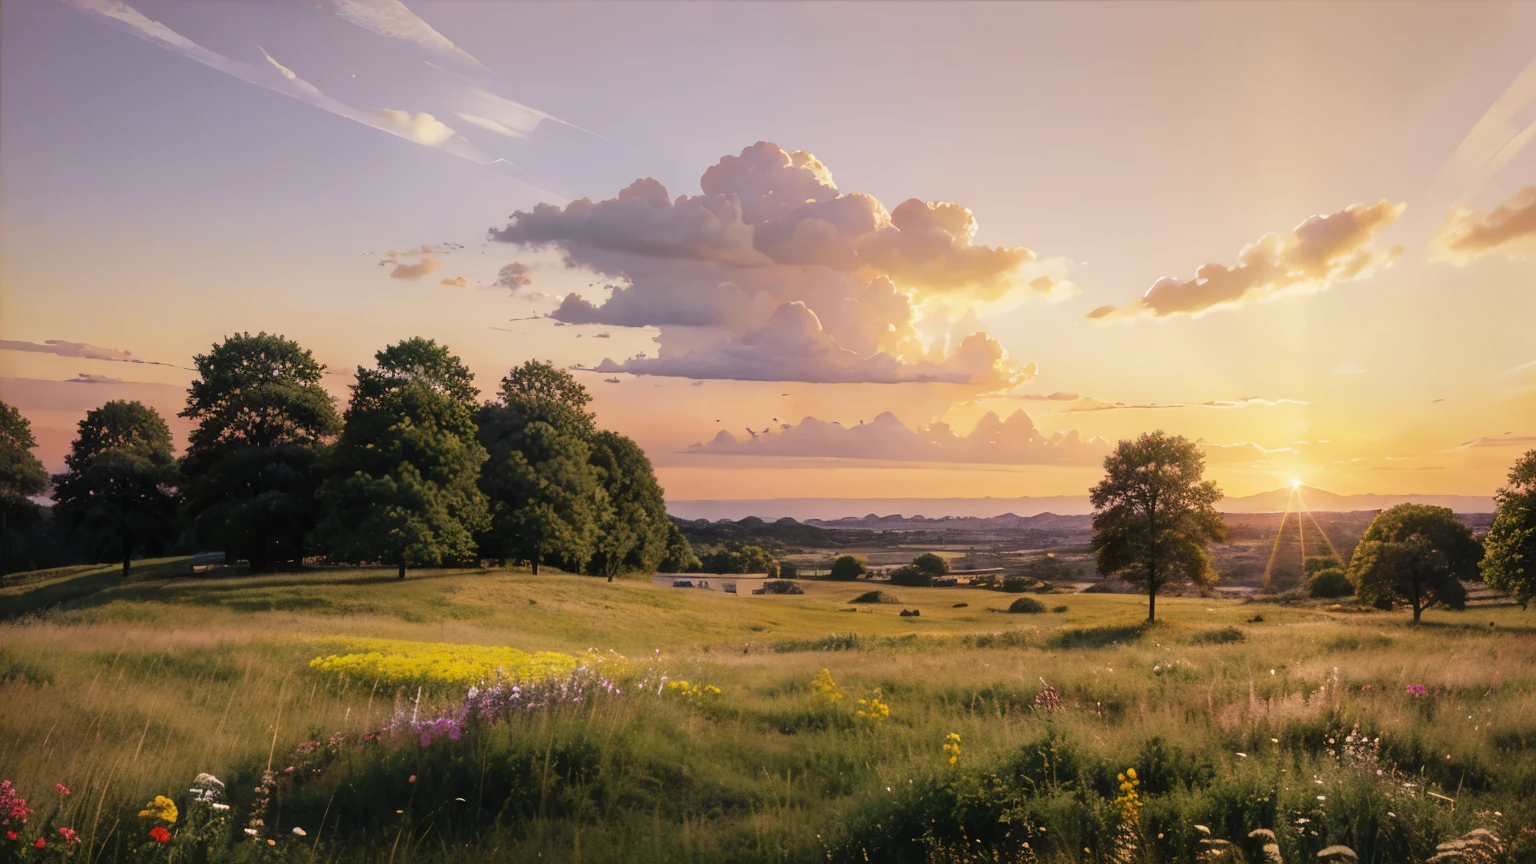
1453, 435, 1536, 450
1429, 186, 1536, 265
494, 262, 532, 292
390, 258, 441, 280
368, 109, 456, 146
327, 0, 489, 71
440, 276, 470, 287
64, 373, 124, 384
1088, 200, 1405, 321
594, 332, 611, 339
1332, 362, 1366, 375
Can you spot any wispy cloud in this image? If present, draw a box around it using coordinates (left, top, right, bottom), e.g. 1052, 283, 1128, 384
0, 339, 189, 369
1429, 186, 1536, 265
1452, 435, 1536, 450
1435, 56, 1536, 203
64, 373, 125, 384
328, 0, 488, 71
56, 0, 498, 165
1064, 395, 1311, 412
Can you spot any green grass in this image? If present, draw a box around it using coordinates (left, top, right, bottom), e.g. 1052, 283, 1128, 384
1, 564, 1534, 863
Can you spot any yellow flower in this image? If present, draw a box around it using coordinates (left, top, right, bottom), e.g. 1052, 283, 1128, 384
942, 732, 962, 765
810, 669, 843, 705
139, 795, 178, 824
307, 639, 613, 689
853, 691, 890, 730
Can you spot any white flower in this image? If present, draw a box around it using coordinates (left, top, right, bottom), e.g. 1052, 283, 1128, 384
1317, 795, 1327, 801
212, 803, 230, 811
292, 827, 306, 837
1235, 752, 1248, 758
244, 828, 258, 836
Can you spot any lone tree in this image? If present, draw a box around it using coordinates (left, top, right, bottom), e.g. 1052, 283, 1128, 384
315, 338, 489, 578
180, 332, 340, 571
1349, 503, 1479, 621
51, 401, 180, 578
1481, 449, 1536, 607
890, 552, 948, 587
0, 400, 50, 576
829, 554, 867, 581
1089, 431, 1227, 623
587, 430, 670, 581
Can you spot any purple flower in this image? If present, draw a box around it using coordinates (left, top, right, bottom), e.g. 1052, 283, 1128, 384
1405, 684, 1428, 697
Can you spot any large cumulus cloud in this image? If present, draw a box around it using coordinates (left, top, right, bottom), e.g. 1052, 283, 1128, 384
1087, 200, 1405, 321
684, 408, 1106, 465
1429, 186, 1536, 265
489, 141, 1051, 385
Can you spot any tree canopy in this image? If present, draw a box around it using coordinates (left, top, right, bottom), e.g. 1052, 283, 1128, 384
315, 338, 488, 578
586, 430, 670, 580
1482, 449, 1536, 607
50, 400, 179, 578
1089, 431, 1228, 622
1347, 503, 1478, 620
180, 332, 340, 571
0, 400, 51, 575
829, 554, 867, 581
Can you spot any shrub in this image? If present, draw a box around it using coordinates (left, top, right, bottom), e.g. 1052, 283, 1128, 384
1051, 605, 1068, 614
759, 580, 802, 595
850, 590, 899, 604
911, 553, 950, 578
1309, 567, 1355, 598
1191, 626, 1245, 645
1002, 575, 1038, 593
1007, 597, 1046, 614
829, 555, 867, 581
888, 565, 933, 587
1081, 583, 1113, 593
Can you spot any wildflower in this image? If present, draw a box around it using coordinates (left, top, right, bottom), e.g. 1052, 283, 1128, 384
408, 775, 417, 784
244, 828, 258, 836
1406, 684, 1428, 697
33, 837, 45, 849
212, 803, 230, 811
942, 733, 962, 765
0, 780, 32, 827
55, 785, 69, 796
139, 795, 178, 824
58, 827, 79, 845
148, 826, 170, 844
810, 669, 843, 704
853, 692, 891, 730
292, 827, 307, 837
6, 831, 16, 841
1034, 678, 1063, 712
267, 839, 276, 846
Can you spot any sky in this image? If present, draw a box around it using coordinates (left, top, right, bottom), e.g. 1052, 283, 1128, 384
2, 0, 1534, 504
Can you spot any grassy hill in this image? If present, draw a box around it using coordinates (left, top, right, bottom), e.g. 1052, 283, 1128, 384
1, 563, 1532, 863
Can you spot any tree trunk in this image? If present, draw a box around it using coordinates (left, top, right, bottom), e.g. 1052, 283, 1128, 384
252, 525, 268, 573
1412, 583, 1422, 622
1, 507, 9, 580
531, 559, 540, 575
398, 558, 406, 580
122, 534, 132, 579
1147, 576, 1156, 623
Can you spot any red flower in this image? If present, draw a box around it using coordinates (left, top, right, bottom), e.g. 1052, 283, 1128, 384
5, 831, 16, 841
33, 837, 45, 849
148, 826, 171, 844
59, 827, 79, 845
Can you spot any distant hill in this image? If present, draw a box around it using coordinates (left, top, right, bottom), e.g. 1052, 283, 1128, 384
667, 486, 1494, 521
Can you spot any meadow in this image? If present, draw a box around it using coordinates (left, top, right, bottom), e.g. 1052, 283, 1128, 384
1, 563, 1533, 863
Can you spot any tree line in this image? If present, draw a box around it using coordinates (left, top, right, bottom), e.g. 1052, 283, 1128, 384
0, 333, 699, 579
1086, 431, 1536, 622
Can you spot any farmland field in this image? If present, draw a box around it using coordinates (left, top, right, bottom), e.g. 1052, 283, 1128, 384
2, 561, 1533, 863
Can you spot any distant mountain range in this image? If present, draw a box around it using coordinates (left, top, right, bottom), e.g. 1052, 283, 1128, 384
665, 485, 1494, 521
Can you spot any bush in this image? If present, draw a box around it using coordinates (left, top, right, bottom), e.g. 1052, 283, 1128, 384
829, 555, 867, 581
850, 590, 900, 604
1051, 605, 1068, 614
888, 565, 932, 587
759, 580, 802, 595
1081, 583, 1113, 593
1191, 626, 1245, 645
1002, 575, 1038, 593
1007, 597, 1046, 614
911, 552, 950, 578
1309, 567, 1354, 598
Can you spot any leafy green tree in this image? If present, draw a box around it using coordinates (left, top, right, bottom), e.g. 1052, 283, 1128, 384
497, 359, 596, 436
479, 415, 603, 575
1089, 431, 1228, 623
1482, 449, 1536, 607
829, 554, 867, 581
0, 400, 50, 576
658, 521, 700, 573
315, 339, 488, 578
587, 430, 670, 580
912, 552, 950, 578
1308, 567, 1354, 598
1348, 503, 1479, 621
51, 401, 179, 578
179, 333, 340, 571
698, 541, 777, 575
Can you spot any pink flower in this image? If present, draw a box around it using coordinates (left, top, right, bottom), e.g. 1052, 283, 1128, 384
55, 785, 70, 796
58, 827, 79, 845
33, 837, 45, 849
